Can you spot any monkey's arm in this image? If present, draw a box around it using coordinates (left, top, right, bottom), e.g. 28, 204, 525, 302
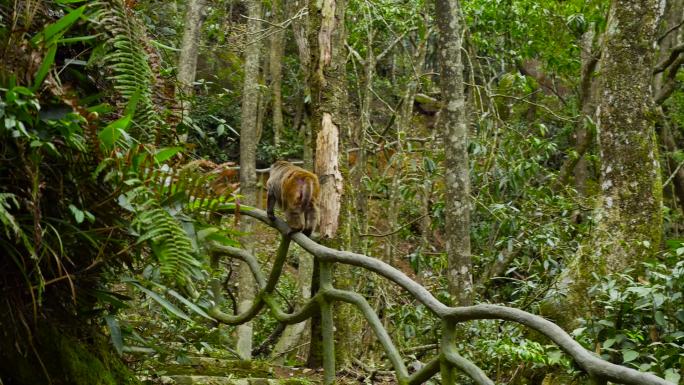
267, 188, 277, 221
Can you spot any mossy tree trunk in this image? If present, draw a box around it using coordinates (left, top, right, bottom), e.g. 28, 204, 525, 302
237, 0, 263, 360
435, 0, 473, 306
566, 0, 663, 314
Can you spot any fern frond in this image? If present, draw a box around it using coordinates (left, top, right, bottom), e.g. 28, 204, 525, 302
0, 193, 21, 238
90, 0, 163, 140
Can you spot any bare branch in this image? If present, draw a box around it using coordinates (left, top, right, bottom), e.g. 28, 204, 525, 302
653, 42, 684, 74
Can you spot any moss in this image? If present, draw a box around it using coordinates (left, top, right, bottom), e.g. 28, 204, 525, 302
0, 306, 140, 385
279, 379, 316, 385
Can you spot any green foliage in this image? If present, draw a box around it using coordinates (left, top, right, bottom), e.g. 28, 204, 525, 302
574, 258, 684, 382
90, 0, 164, 138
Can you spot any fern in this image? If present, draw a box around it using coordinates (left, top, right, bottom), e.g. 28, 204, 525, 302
108, 146, 237, 284
90, 1, 163, 140
132, 204, 200, 282
0, 193, 21, 238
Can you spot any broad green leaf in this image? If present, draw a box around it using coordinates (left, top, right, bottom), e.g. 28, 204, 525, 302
603, 338, 616, 349
98, 115, 132, 149
31, 5, 86, 46
665, 368, 680, 384
104, 315, 124, 355
154, 147, 183, 163
33, 44, 57, 90
622, 350, 639, 363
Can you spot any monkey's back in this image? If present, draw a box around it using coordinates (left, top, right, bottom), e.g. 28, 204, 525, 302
267, 161, 320, 212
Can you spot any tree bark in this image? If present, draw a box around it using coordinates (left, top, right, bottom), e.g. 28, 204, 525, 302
435, 0, 473, 306
176, 0, 207, 114
565, 0, 663, 313
236, 0, 263, 360
306, 0, 346, 367
270, 0, 286, 149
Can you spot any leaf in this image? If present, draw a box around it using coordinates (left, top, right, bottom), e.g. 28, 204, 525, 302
124, 88, 142, 117
68, 204, 85, 224
164, 288, 213, 321
603, 338, 616, 349
621, 350, 639, 363
98, 115, 132, 149
104, 315, 124, 355
31, 5, 86, 46
92, 289, 131, 310
33, 44, 57, 90
154, 147, 183, 163
665, 368, 681, 384
58, 34, 101, 44
127, 280, 191, 321
205, 232, 240, 247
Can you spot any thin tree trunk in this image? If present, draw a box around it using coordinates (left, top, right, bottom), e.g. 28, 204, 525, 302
435, 0, 473, 306
176, 0, 207, 115
573, 25, 598, 195
655, 0, 684, 212
236, 0, 262, 360
270, 0, 286, 149
565, 0, 663, 316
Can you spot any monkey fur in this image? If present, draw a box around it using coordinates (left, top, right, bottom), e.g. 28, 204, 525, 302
266, 160, 320, 236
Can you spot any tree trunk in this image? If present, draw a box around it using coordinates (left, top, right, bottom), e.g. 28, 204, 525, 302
574, 24, 599, 195
176, 0, 207, 114
270, 0, 286, 149
565, 0, 663, 314
306, 0, 346, 368
237, 0, 263, 360
435, 0, 473, 306
655, 0, 684, 212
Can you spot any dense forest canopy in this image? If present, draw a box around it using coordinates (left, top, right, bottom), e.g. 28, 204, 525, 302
0, 0, 683, 384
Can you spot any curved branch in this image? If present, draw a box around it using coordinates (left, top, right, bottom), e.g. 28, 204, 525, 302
326, 288, 409, 381
407, 356, 440, 385
209, 238, 321, 325
216, 205, 671, 385
441, 321, 495, 385
222, 205, 451, 315
653, 42, 684, 74
442, 350, 494, 385
444, 305, 671, 385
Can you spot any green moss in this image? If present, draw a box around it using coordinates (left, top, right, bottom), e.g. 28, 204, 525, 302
0, 319, 140, 385
280, 379, 316, 385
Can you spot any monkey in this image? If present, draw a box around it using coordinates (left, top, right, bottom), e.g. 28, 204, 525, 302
266, 160, 320, 237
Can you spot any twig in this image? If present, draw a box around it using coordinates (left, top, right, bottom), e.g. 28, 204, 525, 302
359, 213, 427, 238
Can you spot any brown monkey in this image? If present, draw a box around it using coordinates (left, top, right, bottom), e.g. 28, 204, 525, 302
266, 160, 320, 236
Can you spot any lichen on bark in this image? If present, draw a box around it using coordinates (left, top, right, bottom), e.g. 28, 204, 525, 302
564, 0, 663, 316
